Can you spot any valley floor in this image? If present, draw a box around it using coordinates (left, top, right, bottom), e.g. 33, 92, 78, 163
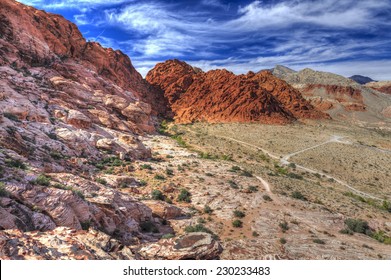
134, 120, 391, 259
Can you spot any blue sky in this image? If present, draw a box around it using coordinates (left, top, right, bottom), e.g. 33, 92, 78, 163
18, 0, 391, 80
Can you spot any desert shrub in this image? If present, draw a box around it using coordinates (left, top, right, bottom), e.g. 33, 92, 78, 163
80, 220, 91, 230
288, 163, 296, 169
47, 132, 58, 140
279, 221, 289, 232
138, 180, 147, 186
73, 190, 85, 200
177, 189, 191, 202
279, 238, 287, 244
0, 182, 9, 197
339, 228, 354, 235
151, 189, 165, 201
248, 185, 259, 193
5, 158, 27, 170
165, 168, 174, 176
31, 174, 51, 186
221, 154, 233, 161
4, 112, 20, 122
291, 191, 307, 201
228, 180, 238, 189
161, 233, 175, 239
140, 221, 159, 233
233, 210, 245, 218
371, 231, 391, 245
95, 178, 107, 185
154, 174, 166, 180
50, 151, 63, 160
313, 238, 325, 244
140, 164, 153, 170
229, 166, 241, 172
171, 135, 187, 148
204, 205, 213, 214
287, 173, 303, 180
344, 218, 370, 234
185, 224, 214, 234
240, 170, 253, 177
252, 231, 260, 237
232, 219, 243, 228
263, 194, 273, 201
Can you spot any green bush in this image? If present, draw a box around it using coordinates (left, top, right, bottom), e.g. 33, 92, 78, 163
161, 233, 175, 239
31, 174, 51, 186
4, 112, 20, 122
5, 158, 27, 170
263, 194, 273, 201
80, 220, 91, 230
233, 210, 245, 218
185, 224, 214, 235
138, 180, 147, 186
95, 178, 107, 185
313, 238, 325, 244
165, 168, 174, 176
204, 205, 213, 214
229, 166, 241, 172
73, 190, 85, 200
140, 164, 153, 170
228, 180, 238, 189
151, 189, 165, 201
279, 238, 287, 244
344, 218, 370, 234
232, 219, 243, 228
177, 189, 191, 202
140, 221, 159, 233
0, 182, 9, 197
291, 191, 307, 201
287, 173, 303, 180
248, 186, 259, 193
154, 174, 166, 180
279, 221, 289, 232
240, 170, 253, 177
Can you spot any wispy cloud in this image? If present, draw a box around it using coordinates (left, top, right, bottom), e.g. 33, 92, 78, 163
17, 0, 391, 79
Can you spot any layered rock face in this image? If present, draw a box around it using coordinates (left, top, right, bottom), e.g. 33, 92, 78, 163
366, 81, 391, 95
147, 60, 328, 124
272, 66, 391, 124
0, 0, 220, 260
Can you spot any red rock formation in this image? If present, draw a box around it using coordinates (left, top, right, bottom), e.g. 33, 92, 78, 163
302, 84, 365, 111
147, 60, 328, 124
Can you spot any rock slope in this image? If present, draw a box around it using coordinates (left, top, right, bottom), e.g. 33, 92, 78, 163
147, 60, 328, 124
0, 0, 219, 260
272, 66, 391, 125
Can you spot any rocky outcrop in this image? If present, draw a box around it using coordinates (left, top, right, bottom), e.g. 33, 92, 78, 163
147, 60, 328, 124
273, 66, 391, 124
366, 81, 391, 95
138, 232, 222, 260
0, 227, 135, 260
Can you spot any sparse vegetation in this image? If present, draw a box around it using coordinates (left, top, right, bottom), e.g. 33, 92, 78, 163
140, 221, 159, 233
204, 205, 213, 214
233, 210, 246, 218
313, 238, 325, 244
161, 233, 175, 239
232, 219, 243, 228
279, 238, 287, 244
0, 182, 9, 197
31, 174, 51, 186
140, 164, 153, 170
185, 223, 214, 235
4, 112, 20, 122
177, 189, 191, 202
151, 189, 165, 201
279, 221, 289, 232
263, 194, 273, 201
5, 158, 27, 170
291, 191, 307, 201
95, 177, 107, 185
154, 174, 166, 180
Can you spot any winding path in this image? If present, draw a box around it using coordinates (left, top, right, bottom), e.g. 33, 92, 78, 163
217, 135, 384, 201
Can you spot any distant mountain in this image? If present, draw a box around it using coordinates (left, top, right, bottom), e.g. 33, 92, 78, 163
366, 81, 391, 95
349, 75, 376, 85
147, 60, 329, 124
272, 66, 391, 124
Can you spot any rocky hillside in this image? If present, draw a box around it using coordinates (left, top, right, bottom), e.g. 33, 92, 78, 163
147, 60, 328, 124
366, 81, 391, 95
272, 66, 391, 125
0, 0, 220, 259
